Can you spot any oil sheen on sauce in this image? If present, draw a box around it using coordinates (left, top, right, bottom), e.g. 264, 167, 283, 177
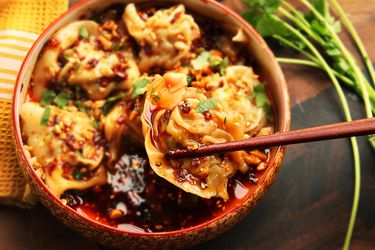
62, 147, 263, 233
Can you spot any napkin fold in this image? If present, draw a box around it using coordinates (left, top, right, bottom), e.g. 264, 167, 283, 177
0, 0, 68, 208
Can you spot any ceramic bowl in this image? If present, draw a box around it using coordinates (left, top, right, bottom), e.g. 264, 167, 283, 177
12, 0, 290, 249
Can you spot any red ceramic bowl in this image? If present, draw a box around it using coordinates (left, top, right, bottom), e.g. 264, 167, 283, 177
12, 0, 290, 249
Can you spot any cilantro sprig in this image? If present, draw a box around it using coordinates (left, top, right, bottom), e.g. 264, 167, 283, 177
131, 78, 151, 99
242, 0, 375, 248
196, 98, 218, 113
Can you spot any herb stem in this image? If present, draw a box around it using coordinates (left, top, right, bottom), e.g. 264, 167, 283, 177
272, 35, 317, 62
278, 6, 325, 45
281, 1, 311, 28
329, 0, 375, 88
277, 57, 375, 114
277, 57, 354, 86
275, 15, 361, 250
299, 0, 372, 119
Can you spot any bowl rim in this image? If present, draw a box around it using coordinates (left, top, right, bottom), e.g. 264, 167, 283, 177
12, 0, 290, 237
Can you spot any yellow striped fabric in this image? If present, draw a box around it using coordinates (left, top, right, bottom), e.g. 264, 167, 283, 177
0, 0, 68, 208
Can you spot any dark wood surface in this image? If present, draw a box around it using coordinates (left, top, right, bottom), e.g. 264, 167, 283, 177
1, 1, 375, 249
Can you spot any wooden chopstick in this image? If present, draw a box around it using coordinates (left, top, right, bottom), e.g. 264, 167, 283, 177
165, 117, 375, 159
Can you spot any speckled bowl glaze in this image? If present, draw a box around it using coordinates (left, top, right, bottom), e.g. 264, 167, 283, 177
12, 0, 290, 249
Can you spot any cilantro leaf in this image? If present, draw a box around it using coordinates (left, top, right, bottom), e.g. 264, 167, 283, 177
242, 0, 282, 27
53, 91, 70, 109
187, 75, 194, 87
131, 78, 151, 99
210, 57, 229, 75
250, 84, 273, 121
220, 57, 229, 75
79, 26, 89, 39
209, 60, 222, 67
255, 15, 288, 37
41, 91, 56, 107
196, 98, 218, 113
40, 106, 51, 125
191, 51, 211, 70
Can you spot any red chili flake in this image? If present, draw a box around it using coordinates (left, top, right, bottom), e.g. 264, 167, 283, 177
73, 39, 81, 47
192, 38, 203, 50
138, 11, 148, 21
46, 38, 60, 48
62, 162, 73, 177
164, 109, 173, 120
116, 52, 126, 63
113, 65, 128, 81
218, 80, 224, 88
101, 78, 110, 87
46, 159, 58, 175
144, 43, 153, 56
52, 115, 59, 126
178, 101, 191, 114
65, 135, 79, 150
170, 11, 182, 24
87, 58, 99, 69
203, 111, 212, 121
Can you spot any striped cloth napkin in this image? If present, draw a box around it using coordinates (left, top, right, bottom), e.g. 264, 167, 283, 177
0, 0, 68, 208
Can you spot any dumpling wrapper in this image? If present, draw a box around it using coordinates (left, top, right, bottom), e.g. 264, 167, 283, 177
32, 20, 140, 101
123, 3, 200, 72
20, 102, 107, 197
141, 72, 247, 200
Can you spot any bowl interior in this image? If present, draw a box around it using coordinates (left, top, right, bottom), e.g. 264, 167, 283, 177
13, 0, 290, 235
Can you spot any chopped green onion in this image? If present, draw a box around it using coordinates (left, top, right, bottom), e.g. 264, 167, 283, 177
220, 57, 229, 75
187, 75, 194, 87
40, 106, 51, 125
196, 98, 218, 113
209, 60, 222, 67
209, 57, 229, 75
79, 26, 89, 39
53, 91, 70, 109
41, 91, 56, 107
63, 54, 71, 61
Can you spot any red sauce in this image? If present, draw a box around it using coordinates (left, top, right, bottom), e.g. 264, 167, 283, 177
62, 146, 267, 233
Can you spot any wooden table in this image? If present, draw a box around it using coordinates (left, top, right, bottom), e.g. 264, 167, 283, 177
1, 1, 375, 249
